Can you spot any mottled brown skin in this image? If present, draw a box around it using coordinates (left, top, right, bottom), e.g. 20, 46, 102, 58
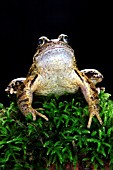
6, 34, 104, 128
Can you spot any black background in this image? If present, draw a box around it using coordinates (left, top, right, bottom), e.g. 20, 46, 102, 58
0, 0, 112, 106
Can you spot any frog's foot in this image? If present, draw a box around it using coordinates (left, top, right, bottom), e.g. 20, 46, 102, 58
81, 69, 105, 94
18, 101, 48, 121
87, 105, 103, 128
5, 78, 26, 95
24, 107, 48, 121
16, 75, 49, 121
81, 69, 104, 85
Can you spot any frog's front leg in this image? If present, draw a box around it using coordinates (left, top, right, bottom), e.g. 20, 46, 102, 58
17, 75, 48, 121
74, 68, 103, 128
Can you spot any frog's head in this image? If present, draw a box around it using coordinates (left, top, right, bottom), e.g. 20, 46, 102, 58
33, 34, 76, 70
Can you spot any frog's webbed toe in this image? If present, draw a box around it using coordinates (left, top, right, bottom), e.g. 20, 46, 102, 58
5, 78, 26, 95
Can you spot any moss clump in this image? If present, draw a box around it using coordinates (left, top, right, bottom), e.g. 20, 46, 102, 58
0, 90, 113, 170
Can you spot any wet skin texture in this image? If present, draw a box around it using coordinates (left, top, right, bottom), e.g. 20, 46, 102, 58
6, 34, 103, 128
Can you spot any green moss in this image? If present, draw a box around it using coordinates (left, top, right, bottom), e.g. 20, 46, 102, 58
0, 90, 113, 169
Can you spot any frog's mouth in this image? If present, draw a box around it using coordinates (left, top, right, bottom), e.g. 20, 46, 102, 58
35, 46, 75, 70
39, 43, 74, 55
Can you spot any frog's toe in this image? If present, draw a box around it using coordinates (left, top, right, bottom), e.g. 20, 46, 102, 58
97, 87, 105, 94
31, 109, 48, 121
5, 78, 26, 95
35, 111, 49, 121
87, 109, 103, 128
5, 86, 16, 95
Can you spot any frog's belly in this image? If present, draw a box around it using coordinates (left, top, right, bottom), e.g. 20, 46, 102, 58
35, 70, 79, 96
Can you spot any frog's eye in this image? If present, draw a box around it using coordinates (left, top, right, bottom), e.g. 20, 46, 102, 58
37, 36, 49, 47
58, 34, 69, 43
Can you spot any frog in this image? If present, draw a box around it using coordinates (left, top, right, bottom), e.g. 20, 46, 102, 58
5, 34, 104, 128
